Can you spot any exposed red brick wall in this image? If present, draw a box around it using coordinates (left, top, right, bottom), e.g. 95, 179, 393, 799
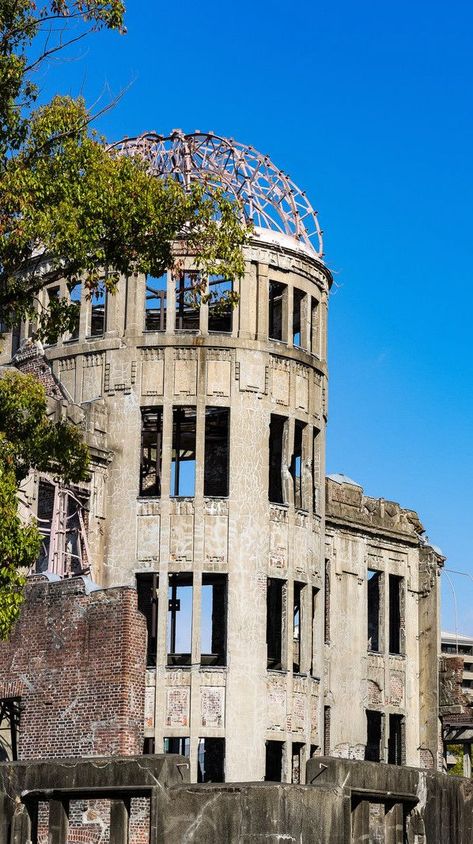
0, 577, 146, 760
13, 341, 64, 400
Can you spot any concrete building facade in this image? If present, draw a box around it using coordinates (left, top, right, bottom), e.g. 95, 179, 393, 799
0, 131, 444, 786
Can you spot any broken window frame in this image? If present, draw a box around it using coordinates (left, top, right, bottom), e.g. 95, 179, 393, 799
265, 740, 284, 782
365, 710, 383, 762
292, 288, 306, 348
136, 573, 159, 668
36, 479, 90, 577
204, 407, 230, 498
387, 714, 404, 765
290, 420, 305, 510
90, 280, 107, 336
268, 414, 287, 504
200, 573, 227, 667
267, 577, 286, 671
145, 273, 167, 332
198, 738, 225, 783
140, 407, 163, 498
311, 586, 319, 677
268, 280, 288, 342
0, 698, 20, 762
175, 272, 200, 331
367, 569, 382, 653
171, 406, 197, 498
167, 573, 193, 666
310, 297, 319, 356
208, 275, 233, 333
389, 574, 404, 656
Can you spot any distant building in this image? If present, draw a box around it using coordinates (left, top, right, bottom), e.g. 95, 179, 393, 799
441, 632, 473, 696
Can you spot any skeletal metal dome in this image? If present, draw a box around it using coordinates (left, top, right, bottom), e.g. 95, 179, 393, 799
110, 130, 323, 257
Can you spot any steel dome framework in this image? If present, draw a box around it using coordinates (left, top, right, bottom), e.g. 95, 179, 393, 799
111, 130, 323, 257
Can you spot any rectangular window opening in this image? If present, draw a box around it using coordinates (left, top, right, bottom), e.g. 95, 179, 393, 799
291, 742, 304, 784
176, 272, 200, 331
167, 573, 193, 666
292, 288, 305, 348
140, 408, 163, 497
368, 570, 381, 653
265, 740, 284, 781
36, 480, 56, 572
145, 273, 167, 332
324, 560, 330, 645
136, 573, 158, 667
388, 714, 404, 765
310, 297, 319, 355
171, 407, 196, 497
208, 276, 233, 333
389, 574, 403, 655
365, 710, 383, 762
198, 738, 225, 783
268, 280, 287, 342
68, 280, 81, 340
290, 420, 305, 509
267, 577, 285, 670
143, 737, 155, 754
0, 698, 20, 761
269, 414, 286, 504
164, 737, 190, 757
204, 407, 230, 497
311, 586, 318, 677
323, 706, 331, 756
44, 286, 60, 345
201, 574, 227, 667
90, 280, 106, 336
293, 581, 305, 674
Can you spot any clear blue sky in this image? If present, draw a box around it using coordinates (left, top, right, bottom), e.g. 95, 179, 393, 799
35, 0, 473, 631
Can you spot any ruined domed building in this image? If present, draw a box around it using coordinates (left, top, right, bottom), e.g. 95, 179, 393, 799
0, 131, 459, 844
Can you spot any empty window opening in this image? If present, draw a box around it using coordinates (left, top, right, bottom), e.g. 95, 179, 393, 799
198, 738, 225, 783
208, 276, 233, 333
290, 420, 305, 509
323, 706, 331, 756
310, 297, 319, 355
291, 742, 304, 784
164, 737, 190, 757
265, 740, 284, 781
267, 577, 286, 670
312, 428, 321, 513
324, 560, 331, 645
293, 582, 305, 674
365, 710, 383, 762
36, 480, 55, 572
44, 286, 60, 345
268, 280, 287, 341
292, 288, 306, 347
90, 280, 106, 336
145, 273, 167, 331
11, 323, 21, 356
140, 408, 163, 497
204, 407, 230, 497
136, 573, 158, 667
68, 280, 81, 340
167, 573, 193, 666
176, 272, 200, 331
269, 414, 286, 504
388, 714, 404, 766
368, 570, 381, 653
201, 574, 227, 667
0, 698, 20, 761
311, 586, 318, 677
389, 575, 403, 655
171, 407, 196, 497
143, 737, 155, 754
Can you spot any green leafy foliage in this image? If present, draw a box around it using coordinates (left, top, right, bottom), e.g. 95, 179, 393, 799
0, 370, 89, 637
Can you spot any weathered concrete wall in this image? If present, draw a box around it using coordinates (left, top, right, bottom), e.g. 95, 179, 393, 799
0, 578, 146, 759
1, 755, 472, 843
325, 476, 444, 768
